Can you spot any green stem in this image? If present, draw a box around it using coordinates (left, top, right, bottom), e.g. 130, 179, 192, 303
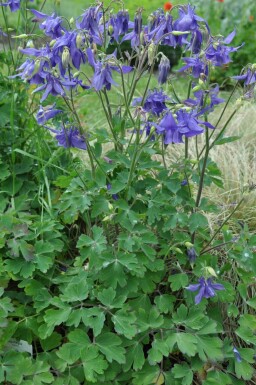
199, 198, 244, 255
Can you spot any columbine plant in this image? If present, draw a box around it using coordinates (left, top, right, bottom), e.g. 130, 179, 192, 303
1, 1, 256, 384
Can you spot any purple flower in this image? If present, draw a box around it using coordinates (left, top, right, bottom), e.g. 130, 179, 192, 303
30, 9, 64, 38
108, 10, 129, 42
176, 109, 205, 137
45, 125, 87, 150
232, 68, 256, 86
174, 5, 205, 33
133, 89, 170, 116
205, 30, 243, 67
33, 73, 76, 102
186, 277, 224, 304
154, 112, 183, 144
158, 55, 171, 85
87, 48, 133, 91
184, 85, 225, 115
122, 11, 143, 48
76, 6, 103, 45
52, 31, 86, 75
147, 13, 177, 47
233, 347, 242, 363
1, 0, 20, 12
186, 247, 197, 262
36, 104, 62, 125
179, 57, 208, 78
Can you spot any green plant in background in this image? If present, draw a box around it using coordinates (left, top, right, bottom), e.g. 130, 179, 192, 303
0, 1, 256, 385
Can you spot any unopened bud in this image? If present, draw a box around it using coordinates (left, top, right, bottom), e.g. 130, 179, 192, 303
62, 46, 70, 68
108, 25, 114, 35
69, 17, 74, 25
76, 33, 84, 49
148, 42, 156, 66
140, 31, 144, 45
12, 34, 28, 39
50, 39, 56, 47
205, 266, 217, 277
251, 63, 256, 71
174, 247, 182, 254
171, 30, 190, 36
185, 242, 194, 248
73, 71, 80, 78
26, 39, 34, 48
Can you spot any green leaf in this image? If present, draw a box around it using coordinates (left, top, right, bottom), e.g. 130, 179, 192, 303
169, 273, 188, 291
176, 333, 197, 356
148, 337, 170, 363
81, 346, 108, 383
44, 307, 72, 328
96, 332, 125, 364
195, 335, 223, 361
112, 309, 137, 339
235, 361, 254, 381
172, 363, 193, 385
154, 294, 175, 314
60, 273, 89, 302
189, 213, 208, 232
125, 342, 145, 371
204, 370, 232, 385
215, 135, 241, 145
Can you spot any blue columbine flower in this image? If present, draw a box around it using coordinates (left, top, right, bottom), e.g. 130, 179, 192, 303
76, 5, 103, 45
45, 125, 87, 150
122, 11, 143, 48
176, 109, 206, 137
33, 73, 76, 102
186, 247, 197, 262
154, 112, 183, 144
179, 56, 208, 78
87, 48, 133, 91
184, 85, 225, 115
158, 55, 171, 85
233, 347, 242, 363
30, 9, 65, 38
36, 104, 62, 125
132, 89, 170, 116
0, 0, 29, 12
186, 277, 224, 304
232, 67, 256, 86
147, 13, 177, 47
52, 31, 86, 75
108, 10, 129, 42
205, 30, 243, 67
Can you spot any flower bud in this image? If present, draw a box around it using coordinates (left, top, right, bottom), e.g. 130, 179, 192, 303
26, 39, 34, 48
148, 42, 156, 66
185, 242, 194, 248
62, 46, 70, 68
186, 247, 197, 263
12, 34, 28, 39
158, 54, 170, 85
69, 17, 74, 25
76, 33, 84, 49
108, 25, 114, 35
50, 39, 56, 47
140, 31, 144, 45
171, 30, 190, 36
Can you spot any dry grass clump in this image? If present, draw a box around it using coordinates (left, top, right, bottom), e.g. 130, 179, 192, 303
166, 101, 256, 231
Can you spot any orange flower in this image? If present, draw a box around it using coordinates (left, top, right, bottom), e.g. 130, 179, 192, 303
249, 15, 254, 22
164, 2, 173, 11
216, 0, 224, 2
